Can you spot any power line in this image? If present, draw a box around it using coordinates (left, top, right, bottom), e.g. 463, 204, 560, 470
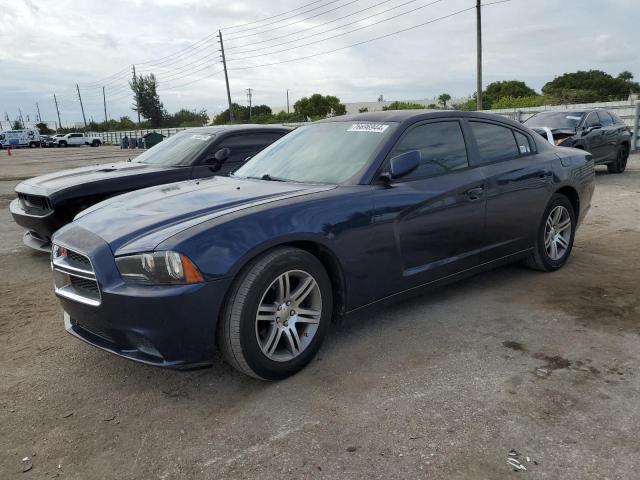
229, 1, 510, 71
225, 0, 404, 53
226, 0, 446, 62
224, 0, 361, 41
222, 0, 329, 31
229, 0, 436, 62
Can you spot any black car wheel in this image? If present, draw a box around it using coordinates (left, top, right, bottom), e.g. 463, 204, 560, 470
91, 140, 101, 147
59, 141, 67, 147
607, 144, 629, 174
523, 193, 576, 272
218, 247, 332, 380
29, 141, 37, 148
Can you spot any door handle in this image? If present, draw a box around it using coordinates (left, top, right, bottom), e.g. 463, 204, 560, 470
465, 186, 484, 201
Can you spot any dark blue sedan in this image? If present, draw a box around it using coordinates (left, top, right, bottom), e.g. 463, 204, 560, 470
51, 111, 595, 379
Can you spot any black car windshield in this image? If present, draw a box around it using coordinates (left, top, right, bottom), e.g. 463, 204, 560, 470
234, 121, 397, 184
524, 111, 585, 129
133, 131, 217, 166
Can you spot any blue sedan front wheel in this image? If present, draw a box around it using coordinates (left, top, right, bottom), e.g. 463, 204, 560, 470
218, 247, 333, 380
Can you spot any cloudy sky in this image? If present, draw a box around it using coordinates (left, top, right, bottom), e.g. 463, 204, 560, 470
0, 0, 637, 127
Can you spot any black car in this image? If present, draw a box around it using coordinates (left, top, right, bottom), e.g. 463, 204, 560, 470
524, 109, 632, 173
10, 124, 291, 251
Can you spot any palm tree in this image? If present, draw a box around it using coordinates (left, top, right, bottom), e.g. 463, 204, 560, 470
438, 93, 452, 109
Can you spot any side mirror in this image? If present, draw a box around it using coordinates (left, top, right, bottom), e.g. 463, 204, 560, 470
381, 150, 421, 181
214, 147, 230, 162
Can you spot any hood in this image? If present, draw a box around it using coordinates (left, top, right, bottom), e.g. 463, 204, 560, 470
15, 161, 175, 198
69, 176, 334, 254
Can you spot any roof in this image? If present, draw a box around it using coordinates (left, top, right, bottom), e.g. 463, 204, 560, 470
315, 110, 527, 129
185, 124, 293, 134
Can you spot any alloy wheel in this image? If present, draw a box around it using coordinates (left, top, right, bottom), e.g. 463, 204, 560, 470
255, 270, 322, 362
544, 205, 572, 261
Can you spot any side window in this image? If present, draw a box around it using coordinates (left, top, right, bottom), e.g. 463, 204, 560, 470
597, 111, 613, 127
469, 121, 520, 164
389, 121, 468, 180
584, 112, 600, 127
610, 112, 625, 125
217, 133, 285, 163
513, 130, 532, 155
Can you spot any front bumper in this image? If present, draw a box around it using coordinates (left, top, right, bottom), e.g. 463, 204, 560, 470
10, 198, 63, 250
53, 224, 233, 368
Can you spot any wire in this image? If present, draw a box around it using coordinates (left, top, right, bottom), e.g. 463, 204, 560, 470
224, 0, 361, 40
225, 0, 404, 53
222, 0, 329, 31
227, 0, 445, 62
224, 0, 342, 35
229, 1, 510, 71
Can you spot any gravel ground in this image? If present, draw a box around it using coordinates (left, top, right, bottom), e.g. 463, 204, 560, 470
1, 146, 639, 479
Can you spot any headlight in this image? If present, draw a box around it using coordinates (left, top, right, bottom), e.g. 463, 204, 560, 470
115, 251, 204, 285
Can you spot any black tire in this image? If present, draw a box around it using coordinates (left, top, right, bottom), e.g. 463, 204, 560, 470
29, 142, 37, 148
523, 193, 576, 272
218, 247, 333, 380
607, 144, 629, 174
91, 140, 101, 147
59, 141, 67, 147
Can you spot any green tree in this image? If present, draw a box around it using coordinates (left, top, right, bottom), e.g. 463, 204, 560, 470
542, 70, 640, 102
167, 108, 209, 127
617, 71, 634, 82
129, 73, 166, 127
483, 80, 538, 107
12, 119, 23, 130
358, 107, 369, 113
293, 94, 346, 119
213, 103, 273, 124
382, 101, 425, 111
438, 93, 451, 108
35, 122, 53, 134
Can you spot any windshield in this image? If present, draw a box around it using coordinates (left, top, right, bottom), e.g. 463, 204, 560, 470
234, 121, 397, 184
133, 131, 217, 166
524, 111, 585, 129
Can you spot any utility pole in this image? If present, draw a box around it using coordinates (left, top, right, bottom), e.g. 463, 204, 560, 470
286, 89, 290, 114
102, 86, 108, 125
218, 30, 234, 122
36, 102, 42, 123
132, 65, 141, 125
246, 88, 253, 121
53, 94, 62, 130
76, 83, 88, 131
476, 0, 483, 110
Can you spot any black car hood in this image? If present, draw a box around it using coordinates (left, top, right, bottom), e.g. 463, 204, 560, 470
14, 161, 179, 198
69, 176, 335, 254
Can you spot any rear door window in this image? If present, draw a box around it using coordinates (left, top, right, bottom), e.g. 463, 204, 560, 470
217, 132, 286, 163
513, 130, 532, 155
469, 121, 520, 164
597, 111, 613, 127
388, 121, 468, 180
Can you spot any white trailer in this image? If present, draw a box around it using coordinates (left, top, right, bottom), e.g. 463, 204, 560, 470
0, 129, 41, 149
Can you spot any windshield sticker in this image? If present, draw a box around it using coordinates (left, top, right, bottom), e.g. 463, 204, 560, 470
190, 134, 212, 141
566, 116, 582, 121
347, 123, 389, 133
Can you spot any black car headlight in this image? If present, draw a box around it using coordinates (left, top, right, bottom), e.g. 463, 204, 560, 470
115, 251, 204, 285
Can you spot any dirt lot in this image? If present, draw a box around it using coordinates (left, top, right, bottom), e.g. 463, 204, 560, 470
1, 146, 639, 479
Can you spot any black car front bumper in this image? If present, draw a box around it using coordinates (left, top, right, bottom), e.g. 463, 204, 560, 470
9, 198, 64, 251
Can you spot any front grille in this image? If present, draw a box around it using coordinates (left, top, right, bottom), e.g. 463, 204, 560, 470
70, 275, 99, 294
18, 192, 52, 215
52, 247, 101, 306
67, 249, 92, 270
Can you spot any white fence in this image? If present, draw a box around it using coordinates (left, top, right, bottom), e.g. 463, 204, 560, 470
93, 100, 640, 151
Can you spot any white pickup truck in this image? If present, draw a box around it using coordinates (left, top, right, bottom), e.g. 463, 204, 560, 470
55, 132, 102, 147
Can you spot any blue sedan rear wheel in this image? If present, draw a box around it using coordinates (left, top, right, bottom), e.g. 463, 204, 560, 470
218, 247, 333, 380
